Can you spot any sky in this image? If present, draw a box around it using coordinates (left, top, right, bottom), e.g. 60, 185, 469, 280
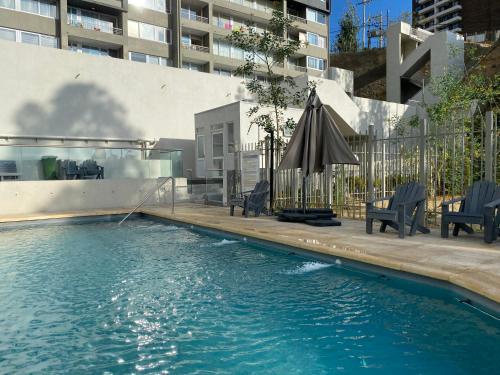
329, 0, 412, 48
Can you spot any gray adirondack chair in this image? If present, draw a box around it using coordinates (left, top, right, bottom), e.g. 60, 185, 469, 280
366, 182, 430, 239
230, 180, 269, 218
441, 181, 500, 243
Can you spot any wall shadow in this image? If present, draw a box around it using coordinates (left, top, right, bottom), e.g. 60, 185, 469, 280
7, 82, 166, 214
14, 82, 138, 139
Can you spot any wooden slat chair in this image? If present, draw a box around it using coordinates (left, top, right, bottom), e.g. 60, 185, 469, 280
441, 181, 500, 243
229, 180, 269, 218
366, 182, 430, 239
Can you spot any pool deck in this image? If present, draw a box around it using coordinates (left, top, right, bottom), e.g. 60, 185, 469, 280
1, 204, 499, 306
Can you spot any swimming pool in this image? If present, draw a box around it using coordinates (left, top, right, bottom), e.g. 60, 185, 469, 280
0, 217, 498, 374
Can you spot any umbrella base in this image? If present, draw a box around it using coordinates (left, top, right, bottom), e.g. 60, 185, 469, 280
305, 218, 342, 227
277, 208, 337, 223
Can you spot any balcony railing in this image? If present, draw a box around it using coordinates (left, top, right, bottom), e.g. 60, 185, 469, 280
182, 43, 210, 53
227, 0, 273, 13
288, 64, 307, 72
68, 19, 122, 35
287, 13, 307, 24
181, 9, 209, 24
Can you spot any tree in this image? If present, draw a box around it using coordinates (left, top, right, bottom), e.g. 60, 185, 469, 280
227, 10, 312, 211
335, 4, 359, 53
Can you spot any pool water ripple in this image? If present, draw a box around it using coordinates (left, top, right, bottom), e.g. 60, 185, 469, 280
0, 219, 498, 374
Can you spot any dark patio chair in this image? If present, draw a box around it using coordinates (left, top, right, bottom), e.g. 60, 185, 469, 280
366, 181, 430, 239
80, 160, 104, 179
441, 181, 500, 244
58, 160, 79, 180
0, 160, 20, 181
230, 180, 269, 217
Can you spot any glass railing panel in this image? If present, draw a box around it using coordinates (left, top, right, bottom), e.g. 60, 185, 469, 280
0, 146, 183, 181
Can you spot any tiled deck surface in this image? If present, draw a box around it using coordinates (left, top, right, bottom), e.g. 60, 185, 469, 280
1, 204, 499, 305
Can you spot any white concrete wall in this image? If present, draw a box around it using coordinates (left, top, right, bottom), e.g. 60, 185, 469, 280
353, 97, 416, 136
0, 40, 254, 174
386, 22, 464, 104
0, 178, 187, 215
324, 67, 354, 95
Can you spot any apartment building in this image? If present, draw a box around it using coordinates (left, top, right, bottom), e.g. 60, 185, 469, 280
413, 0, 500, 37
0, 0, 330, 77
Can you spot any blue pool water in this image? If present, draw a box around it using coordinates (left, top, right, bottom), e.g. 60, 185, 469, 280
0, 218, 499, 374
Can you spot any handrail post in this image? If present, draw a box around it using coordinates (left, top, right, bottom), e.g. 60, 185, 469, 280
172, 178, 175, 214
118, 176, 175, 225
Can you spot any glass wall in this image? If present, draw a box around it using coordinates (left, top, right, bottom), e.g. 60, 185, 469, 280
0, 146, 183, 181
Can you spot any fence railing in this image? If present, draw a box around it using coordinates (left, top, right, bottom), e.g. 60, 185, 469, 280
230, 111, 499, 225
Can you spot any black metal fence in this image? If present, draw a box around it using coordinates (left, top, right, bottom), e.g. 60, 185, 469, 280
232, 111, 499, 226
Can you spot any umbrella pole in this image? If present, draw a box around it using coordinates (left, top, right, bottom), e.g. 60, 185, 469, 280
302, 175, 306, 214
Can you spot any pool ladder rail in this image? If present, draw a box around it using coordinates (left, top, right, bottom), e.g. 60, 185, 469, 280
119, 176, 175, 225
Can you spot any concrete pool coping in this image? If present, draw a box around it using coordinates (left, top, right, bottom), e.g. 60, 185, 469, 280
1, 204, 499, 310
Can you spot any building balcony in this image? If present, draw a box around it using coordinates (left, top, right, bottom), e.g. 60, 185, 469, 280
181, 9, 209, 24
212, 0, 275, 22
182, 43, 210, 53
288, 14, 307, 24
437, 14, 461, 26
415, 2, 435, 14
226, 0, 277, 14
435, 4, 462, 19
287, 11, 327, 34
288, 63, 307, 73
68, 19, 122, 35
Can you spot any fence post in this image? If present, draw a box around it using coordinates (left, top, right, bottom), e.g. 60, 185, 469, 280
367, 124, 375, 201
380, 141, 387, 197
485, 111, 494, 181
419, 118, 427, 186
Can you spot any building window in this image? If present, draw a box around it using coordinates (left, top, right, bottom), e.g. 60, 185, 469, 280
69, 41, 116, 57
212, 132, 224, 158
307, 56, 325, 71
306, 8, 326, 25
214, 68, 232, 77
213, 39, 247, 60
226, 123, 235, 154
0, 0, 57, 18
182, 62, 204, 72
128, 20, 170, 43
129, 51, 168, 66
307, 32, 326, 48
212, 131, 224, 174
0, 27, 16, 41
197, 135, 205, 159
0, 26, 58, 47
129, 0, 170, 13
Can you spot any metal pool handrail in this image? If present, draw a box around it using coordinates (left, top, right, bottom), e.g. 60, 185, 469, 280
118, 177, 175, 225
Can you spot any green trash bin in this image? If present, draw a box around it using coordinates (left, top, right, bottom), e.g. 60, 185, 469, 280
41, 156, 58, 180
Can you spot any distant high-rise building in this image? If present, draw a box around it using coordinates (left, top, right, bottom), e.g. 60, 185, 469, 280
412, 0, 500, 37
0, 0, 330, 77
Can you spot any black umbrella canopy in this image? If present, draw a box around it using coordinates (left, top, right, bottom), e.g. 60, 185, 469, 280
278, 89, 359, 176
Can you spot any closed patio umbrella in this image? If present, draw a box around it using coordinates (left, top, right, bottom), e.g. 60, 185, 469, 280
278, 89, 359, 212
